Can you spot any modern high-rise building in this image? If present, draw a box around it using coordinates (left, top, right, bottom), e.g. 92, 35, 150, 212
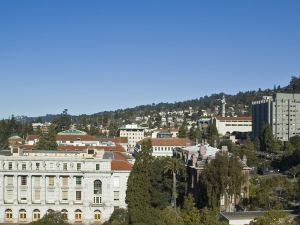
252, 93, 300, 141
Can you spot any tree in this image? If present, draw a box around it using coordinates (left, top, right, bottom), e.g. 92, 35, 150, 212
249, 211, 295, 225
259, 124, 273, 152
28, 211, 69, 225
103, 208, 129, 225
178, 124, 187, 138
206, 124, 219, 147
199, 153, 243, 209
159, 207, 184, 225
52, 110, 72, 132
149, 158, 172, 209
163, 158, 185, 210
126, 139, 155, 225
35, 126, 58, 150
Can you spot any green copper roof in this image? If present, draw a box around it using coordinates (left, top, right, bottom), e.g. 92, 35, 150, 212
58, 129, 87, 135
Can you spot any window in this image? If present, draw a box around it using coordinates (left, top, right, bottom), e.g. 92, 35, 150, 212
63, 163, 68, 171
5, 209, 13, 221
114, 191, 120, 201
62, 177, 68, 186
94, 196, 101, 204
36, 163, 40, 170
19, 209, 26, 221
6, 190, 13, 201
76, 191, 81, 201
75, 209, 82, 222
48, 176, 54, 187
34, 190, 40, 201
8, 162, 12, 170
94, 180, 102, 194
75, 177, 82, 186
96, 164, 100, 171
34, 177, 40, 187
21, 176, 27, 186
6, 176, 13, 186
61, 210, 68, 221
94, 210, 101, 222
22, 163, 26, 170
77, 163, 81, 171
33, 209, 40, 221
62, 190, 68, 201
49, 163, 54, 169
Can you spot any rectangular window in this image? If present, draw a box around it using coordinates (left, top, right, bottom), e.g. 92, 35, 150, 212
6, 176, 13, 186
48, 176, 55, 187
96, 164, 100, 171
114, 191, 120, 201
36, 163, 40, 170
22, 163, 26, 170
21, 176, 27, 186
62, 177, 68, 186
34, 176, 40, 187
76, 191, 81, 201
62, 190, 68, 201
77, 163, 81, 171
75, 177, 82, 186
6, 190, 13, 201
8, 162, 12, 170
63, 163, 68, 171
49, 163, 54, 169
94, 196, 101, 204
34, 190, 40, 201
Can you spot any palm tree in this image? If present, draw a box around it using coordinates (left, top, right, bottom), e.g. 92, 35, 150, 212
164, 158, 185, 210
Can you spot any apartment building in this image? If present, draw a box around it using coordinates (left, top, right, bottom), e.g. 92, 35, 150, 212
0, 147, 132, 224
252, 93, 300, 141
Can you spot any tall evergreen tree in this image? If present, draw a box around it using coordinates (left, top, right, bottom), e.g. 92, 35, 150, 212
126, 139, 154, 225
35, 126, 58, 150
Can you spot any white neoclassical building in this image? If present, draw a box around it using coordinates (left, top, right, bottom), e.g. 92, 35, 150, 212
0, 147, 132, 224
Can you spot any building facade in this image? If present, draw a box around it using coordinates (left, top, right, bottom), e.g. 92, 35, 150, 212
118, 124, 145, 149
0, 148, 131, 224
135, 138, 193, 157
252, 93, 300, 141
214, 116, 252, 136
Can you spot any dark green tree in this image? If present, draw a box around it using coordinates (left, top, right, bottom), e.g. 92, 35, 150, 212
178, 124, 187, 138
103, 208, 129, 225
206, 124, 219, 147
35, 126, 58, 150
163, 158, 185, 209
28, 211, 69, 225
259, 124, 273, 152
126, 139, 155, 225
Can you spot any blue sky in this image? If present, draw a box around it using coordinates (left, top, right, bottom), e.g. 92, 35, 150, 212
0, 0, 299, 118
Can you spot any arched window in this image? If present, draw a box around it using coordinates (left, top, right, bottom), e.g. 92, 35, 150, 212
61, 209, 68, 221
33, 209, 40, 221
19, 209, 26, 222
94, 180, 102, 195
94, 210, 101, 222
5, 209, 13, 221
47, 209, 54, 214
74, 209, 82, 222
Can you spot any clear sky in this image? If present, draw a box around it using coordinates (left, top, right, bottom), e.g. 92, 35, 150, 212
0, 0, 299, 118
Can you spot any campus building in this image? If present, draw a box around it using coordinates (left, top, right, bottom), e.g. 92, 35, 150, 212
0, 147, 132, 224
252, 93, 300, 141
118, 124, 145, 149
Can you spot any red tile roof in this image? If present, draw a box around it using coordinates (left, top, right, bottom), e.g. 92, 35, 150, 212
56, 135, 99, 141
138, 138, 193, 146
111, 160, 132, 171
